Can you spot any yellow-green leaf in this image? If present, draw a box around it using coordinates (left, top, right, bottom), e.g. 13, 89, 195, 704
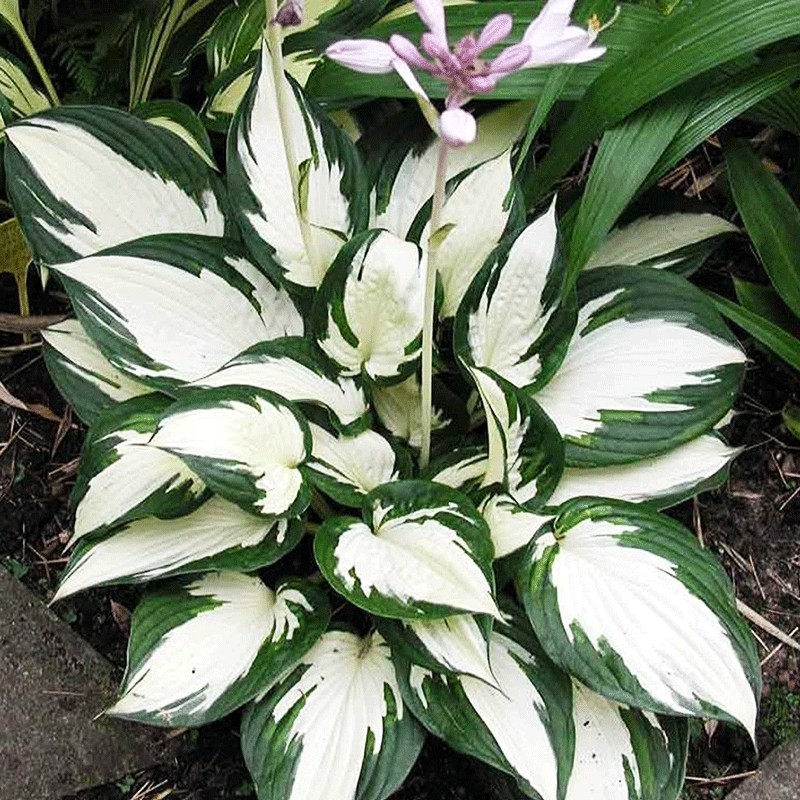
0, 216, 31, 319
783, 402, 800, 441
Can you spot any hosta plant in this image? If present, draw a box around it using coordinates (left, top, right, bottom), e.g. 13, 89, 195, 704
6, 1, 761, 798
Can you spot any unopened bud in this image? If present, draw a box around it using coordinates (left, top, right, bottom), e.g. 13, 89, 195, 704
272, 0, 304, 28
439, 107, 477, 148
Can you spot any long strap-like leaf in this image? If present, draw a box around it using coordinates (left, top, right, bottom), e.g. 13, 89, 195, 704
725, 139, 800, 319
524, 0, 800, 205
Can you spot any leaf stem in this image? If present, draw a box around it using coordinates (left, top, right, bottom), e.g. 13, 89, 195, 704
311, 491, 334, 520
14, 264, 31, 344
13, 20, 59, 106
419, 140, 449, 469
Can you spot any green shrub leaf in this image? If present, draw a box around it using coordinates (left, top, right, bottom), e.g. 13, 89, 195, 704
711, 292, 800, 372
725, 139, 800, 319
526, 0, 800, 204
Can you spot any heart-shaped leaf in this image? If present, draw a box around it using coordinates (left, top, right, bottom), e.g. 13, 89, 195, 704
151, 386, 311, 518
315, 229, 424, 384
315, 480, 500, 620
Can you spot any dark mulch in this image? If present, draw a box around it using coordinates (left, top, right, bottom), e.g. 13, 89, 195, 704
1, 240, 799, 800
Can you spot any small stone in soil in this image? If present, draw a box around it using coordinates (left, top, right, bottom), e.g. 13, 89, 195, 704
726, 737, 800, 800
0, 569, 175, 800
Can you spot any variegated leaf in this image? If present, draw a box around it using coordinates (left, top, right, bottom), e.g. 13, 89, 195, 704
42, 318, 151, 425
5, 107, 225, 264
372, 102, 531, 238
128, 0, 218, 108
71, 395, 206, 545
228, 43, 367, 293
481, 494, 552, 560
203, 61, 255, 131
151, 386, 311, 517
381, 614, 497, 686
467, 367, 564, 509
399, 612, 688, 800
315, 230, 424, 384
0, 0, 23, 34
206, 0, 265, 77
427, 446, 488, 493
415, 151, 514, 318
456, 200, 574, 391
307, 422, 404, 507
534, 266, 746, 466
207, 0, 359, 80
108, 572, 329, 727
194, 337, 368, 432
133, 99, 217, 169
54, 495, 303, 600
315, 481, 500, 621
547, 434, 739, 508
241, 630, 424, 800
0, 47, 49, 117
565, 681, 687, 800
399, 626, 573, 800
372, 374, 450, 448
54, 235, 302, 390
585, 213, 738, 271
520, 499, 761, 736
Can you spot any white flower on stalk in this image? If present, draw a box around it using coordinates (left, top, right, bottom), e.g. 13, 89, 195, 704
325, 0, 607, 147
523, 0, 608, 66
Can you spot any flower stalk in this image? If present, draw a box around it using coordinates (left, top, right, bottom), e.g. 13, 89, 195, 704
419, 140, 449, 468
265, 0, 321, 277
266, 0, 298, 190
322, 0, 611, 461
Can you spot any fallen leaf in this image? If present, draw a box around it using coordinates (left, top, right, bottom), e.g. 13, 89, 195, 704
110, 599, 132, 636
0, 379, 60, 421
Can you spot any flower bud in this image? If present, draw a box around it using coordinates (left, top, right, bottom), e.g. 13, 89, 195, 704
439, 108, 477, 148
272, 0, 304, 27
326, 39, 396, 74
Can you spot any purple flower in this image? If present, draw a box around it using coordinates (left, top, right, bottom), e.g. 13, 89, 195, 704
388, 11, 531, 109
272, 0, 304, 28
326, 0, 608, 147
